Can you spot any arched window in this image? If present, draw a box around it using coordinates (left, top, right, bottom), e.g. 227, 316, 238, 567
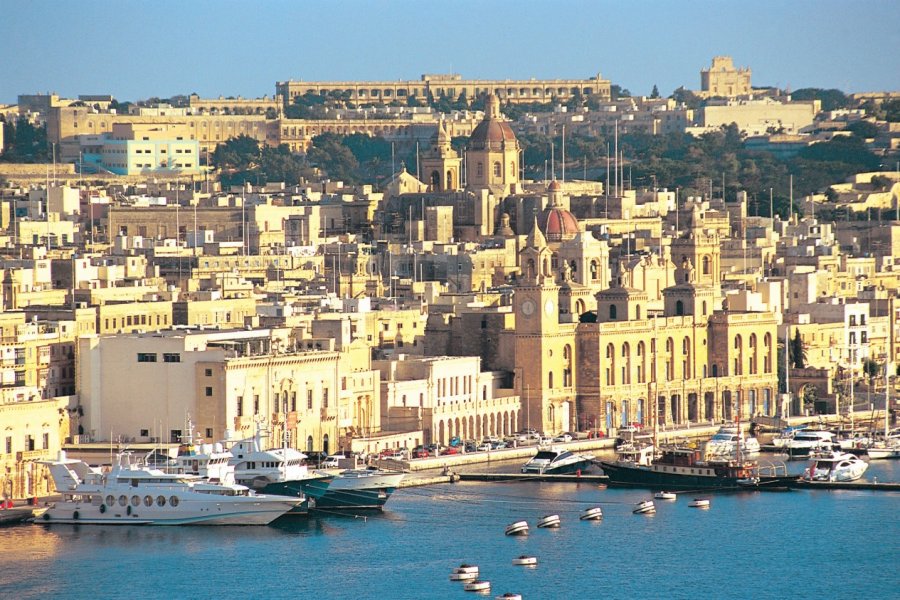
493, 161, 501, 178
636, 305, 642, 319
675, 300, 684, 316
609, 304, 617, 320
702, 255, 710, 275
590, 261, 598, 280
548, 371, 554, 388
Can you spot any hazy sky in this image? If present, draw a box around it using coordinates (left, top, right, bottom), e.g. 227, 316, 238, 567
2, 0, 898, 104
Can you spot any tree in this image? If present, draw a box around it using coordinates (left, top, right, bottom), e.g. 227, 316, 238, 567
791, 88, 849, 112
610, 85, 631, 101
789, 329, 807, 369
0, 117, 50, 162
844, 120, 878, 139
650, 84, 660, 99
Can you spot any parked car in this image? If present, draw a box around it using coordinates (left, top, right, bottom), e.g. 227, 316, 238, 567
322, 455, 343, 468
442, 446, 459, 455
412, 447, 430, 459
538, 436, 554, 446
389, 449, 409, 461
464, 441, 478, 453
586, 430, 606, 439
476, 442, 493, 452
490, 441, 508, 450
553, 433, 573, 443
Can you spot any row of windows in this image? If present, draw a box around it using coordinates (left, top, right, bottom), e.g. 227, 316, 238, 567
104, 314, 168, 330
136, 353, 181, 363
4, 433, 50, 454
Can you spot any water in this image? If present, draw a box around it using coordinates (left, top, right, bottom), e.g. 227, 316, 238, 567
1, 459, 898, 600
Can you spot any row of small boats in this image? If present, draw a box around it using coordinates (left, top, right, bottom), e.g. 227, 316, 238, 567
450, 560, 533, 597
504, 508, 603, 536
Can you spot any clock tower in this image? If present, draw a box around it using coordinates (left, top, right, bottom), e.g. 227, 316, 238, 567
514, 217, 577, 434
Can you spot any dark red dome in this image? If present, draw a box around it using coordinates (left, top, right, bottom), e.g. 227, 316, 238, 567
538, 206, 579, 241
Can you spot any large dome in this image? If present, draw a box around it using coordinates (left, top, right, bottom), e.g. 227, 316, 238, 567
538, 206, 580, 241
468, 94, 518, 150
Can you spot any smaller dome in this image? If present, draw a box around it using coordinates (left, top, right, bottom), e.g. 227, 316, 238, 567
538, 206, 579, 242
548, 179, 562, 192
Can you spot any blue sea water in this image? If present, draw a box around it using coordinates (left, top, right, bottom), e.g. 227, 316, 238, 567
1, 458, 897, 600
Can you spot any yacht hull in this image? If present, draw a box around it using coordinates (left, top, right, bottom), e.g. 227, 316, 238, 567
313, 471, 405, 510
40, 500, 299, 526
522, 457, 593, 475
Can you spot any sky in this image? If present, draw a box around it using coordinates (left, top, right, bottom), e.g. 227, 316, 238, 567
2, 0, 899, 104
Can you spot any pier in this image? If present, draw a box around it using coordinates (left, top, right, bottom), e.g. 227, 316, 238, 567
788, 480, 900, 492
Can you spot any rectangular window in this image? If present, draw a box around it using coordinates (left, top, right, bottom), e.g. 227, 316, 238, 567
205, 386, 213, 396
163, 353, 181, 363
291, 392, 297, 412
323, 388, 329, 408
5, 436, 11, 454
43, 432, 50, 449
205, 428, 213, 438
307, 390, 313, 410
140, 429, 149, 437
137, 353, 157, 363
253, 395, 259, 415
170, 430, 181, 443
205, 369, 212, 376
237, 395, 243, 417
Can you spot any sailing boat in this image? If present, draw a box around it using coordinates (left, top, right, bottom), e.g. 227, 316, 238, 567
867, 363, 900, 459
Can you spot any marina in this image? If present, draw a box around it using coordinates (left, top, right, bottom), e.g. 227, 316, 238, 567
1, 453, 896, 599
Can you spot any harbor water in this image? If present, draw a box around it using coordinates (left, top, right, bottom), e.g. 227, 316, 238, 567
1, 456, 897, 600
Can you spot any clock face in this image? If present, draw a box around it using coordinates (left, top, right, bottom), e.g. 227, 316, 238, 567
544, 299, 555, 316
521, 299, 535, 316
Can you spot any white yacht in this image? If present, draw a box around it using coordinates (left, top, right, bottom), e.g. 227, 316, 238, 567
779, 430, 836, 458
806, 450, 869, 482
38, 451, 301, 525
704, 426, 761, 458
227, 433, 332, 507
313, 467, 406, 509
172, 440, 234, 484
521, 448, 593, 475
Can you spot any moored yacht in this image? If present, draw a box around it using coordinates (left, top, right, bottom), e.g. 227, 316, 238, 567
313, 467, 405, 510
521, 448, 593, 475
704, 426, 761, 458
778, 430, 837, 459
806, 450, 869, 482
38, 451, 301, 525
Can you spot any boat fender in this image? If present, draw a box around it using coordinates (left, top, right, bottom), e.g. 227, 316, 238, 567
99, 504, 106, 514
43, 512, 51, 521
126, 505, 132, 516
72, 510, 79, 521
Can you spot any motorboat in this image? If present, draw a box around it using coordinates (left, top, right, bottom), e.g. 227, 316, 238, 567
512, 555, 537, 566
453, 564, 479, 575
776, 430, 836, 459
38, 451, 301, 525
464, 580, 491, 592
633, 500, 656, 514
313, 467, 405, 510
689, 498, 710, 508
866, 444, 900, 460
654, 491, 676, 500
173, 438, 234, 484
704, 426, 761, 458
496, 594, 522, 600
760, 425, 808, 452
521, 448, 593, 475
600, 444, 797, 490
579, 507, 603, 521
537, 514, 560, 528
505, 520, 529, 536
806, 451, 869, 482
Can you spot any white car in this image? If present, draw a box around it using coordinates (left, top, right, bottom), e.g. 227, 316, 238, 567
322, 455, 343, 468
476, 443, 493, 452
538, 436, 554, 446
553, 434, 573, 443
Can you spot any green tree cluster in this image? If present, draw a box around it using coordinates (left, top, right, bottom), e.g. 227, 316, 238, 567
212, 135, 312, 187
790, 88, 849, 112
1, 117, 51, 162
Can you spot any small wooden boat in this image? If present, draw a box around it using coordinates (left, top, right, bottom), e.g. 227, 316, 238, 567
579, 506, 603, 521
689, 498, 710, 508
633, 499, 656, 514
537, 514, 561, 528
654, 491, 676, 500
505, 520, 529, 536
512, 555, 537, 566
464, 580, 491, 592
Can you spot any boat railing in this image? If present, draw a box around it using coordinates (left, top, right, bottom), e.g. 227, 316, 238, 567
756, 460, 789, 477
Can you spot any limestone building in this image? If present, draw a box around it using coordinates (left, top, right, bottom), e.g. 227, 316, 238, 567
700, 56, 751, 98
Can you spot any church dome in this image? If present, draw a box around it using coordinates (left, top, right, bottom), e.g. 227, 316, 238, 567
538, 205, 579, 242
468, 94, 518, 150
548, 179, 562, 192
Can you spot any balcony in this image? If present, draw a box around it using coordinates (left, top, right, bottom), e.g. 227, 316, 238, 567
16, 449, 49, 462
